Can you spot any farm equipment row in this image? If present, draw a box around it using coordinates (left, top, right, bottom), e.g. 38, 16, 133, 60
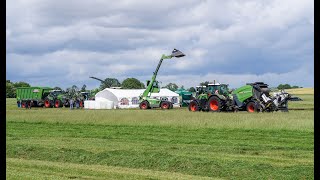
188, 81, 291, 113
15, 49, 292, 112
16, 87, 89, 108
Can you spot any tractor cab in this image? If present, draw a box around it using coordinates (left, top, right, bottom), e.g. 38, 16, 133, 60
80, 92, 90, 100
48, 90, 63, 98
207, 83, 230, 96
195, 86, 207, 97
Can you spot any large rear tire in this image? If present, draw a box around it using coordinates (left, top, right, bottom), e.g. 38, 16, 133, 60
246, 102, 258, 113
189, 100, 200, 112
44, 98, 52, 108
139, 101, 150, 110
208, 96, 221, 112
160, 101, 170, 110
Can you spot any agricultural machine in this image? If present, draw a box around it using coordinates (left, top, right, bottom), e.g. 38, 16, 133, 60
43, 90, 70, 108
16, 87, 90, 108
16, 87, 53, 108
139, 49, 185, 109
189, 82, 291, 113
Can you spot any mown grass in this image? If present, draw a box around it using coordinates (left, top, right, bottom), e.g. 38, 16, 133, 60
6, 97, 314, 179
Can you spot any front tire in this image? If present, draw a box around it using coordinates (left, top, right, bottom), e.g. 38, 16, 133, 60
139, 101, 150, 110
189, 100, 200, 112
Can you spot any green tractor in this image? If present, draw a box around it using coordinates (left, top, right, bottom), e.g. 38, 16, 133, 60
189, 82, 235, 112
43, 90, 69, 108
139, 49, 185, 109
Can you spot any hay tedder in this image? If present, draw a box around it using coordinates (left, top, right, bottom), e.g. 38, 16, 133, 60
189, 82, 291, 113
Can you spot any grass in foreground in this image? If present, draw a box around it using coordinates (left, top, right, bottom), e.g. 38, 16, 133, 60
6, 98, 314, 179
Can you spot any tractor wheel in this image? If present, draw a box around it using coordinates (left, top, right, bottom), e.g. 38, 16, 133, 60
188, 100, 200, 112
21, 102, 26, 108
79, 100, 84, 108
139, 101, 150, 110
246, 102, 258, 113
160, 101, 170, 110
54, 100, 61, 108
44, 98, 51, 108
208, 96, 221, 112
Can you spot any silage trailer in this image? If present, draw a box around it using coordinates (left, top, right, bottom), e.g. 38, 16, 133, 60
16, 87, 53, 108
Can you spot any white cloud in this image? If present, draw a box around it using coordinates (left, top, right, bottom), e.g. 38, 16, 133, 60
6, 0, 314, 89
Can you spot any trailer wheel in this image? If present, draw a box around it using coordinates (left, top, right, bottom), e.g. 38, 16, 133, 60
246, 102, 258, 113
160, 101, 170, 109
54, 100, 61, 108
21, 102, 26, 108
44, 98, 51, 108
139, 101, 149, 110
208, 96, 221, 112
189, 100, 200, 112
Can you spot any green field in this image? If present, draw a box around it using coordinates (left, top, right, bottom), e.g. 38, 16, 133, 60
6, 94, 314, 179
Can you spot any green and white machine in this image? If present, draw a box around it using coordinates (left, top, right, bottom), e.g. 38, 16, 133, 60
139, 49, 185, 109
189, 82, 291, 112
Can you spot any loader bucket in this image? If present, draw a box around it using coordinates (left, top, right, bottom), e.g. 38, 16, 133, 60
171, 49, 185, 58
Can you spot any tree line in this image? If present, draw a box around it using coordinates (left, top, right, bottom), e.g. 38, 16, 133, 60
6, 78, 302, 98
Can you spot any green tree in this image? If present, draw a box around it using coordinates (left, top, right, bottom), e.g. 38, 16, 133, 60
13, 81, 30, 88
292, 85, 299, 89
90, 88, 100, 98
100, 78, 121, 90
199, 81, 210, 87
122, 78, 145, 89
6, 81, 16, 98
188, 87, 196, 92
277, 84, 291, 89
163, 83, 179, 91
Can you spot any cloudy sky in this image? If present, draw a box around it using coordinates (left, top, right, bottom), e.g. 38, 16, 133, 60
6, 0, 314, 89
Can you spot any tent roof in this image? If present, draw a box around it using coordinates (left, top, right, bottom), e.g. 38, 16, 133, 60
96, 88, 179, 99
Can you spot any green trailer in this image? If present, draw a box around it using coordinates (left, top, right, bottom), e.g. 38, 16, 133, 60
175, 88, 193, 107
16, 87, 53, 108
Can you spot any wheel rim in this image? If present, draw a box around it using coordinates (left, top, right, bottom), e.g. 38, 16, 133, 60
162, 103, 168, 109
210, 100, 219, 110
248, 104, 255, 112
141, 103, 147, 109
190, 103, 196, 111
45, 100, 50, 107
55, 101, 59, 108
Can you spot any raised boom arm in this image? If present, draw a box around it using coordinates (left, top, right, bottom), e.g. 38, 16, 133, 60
140, 49, 185, 99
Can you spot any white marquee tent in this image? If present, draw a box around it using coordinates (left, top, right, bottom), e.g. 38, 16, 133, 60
95, 88, 180, 109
